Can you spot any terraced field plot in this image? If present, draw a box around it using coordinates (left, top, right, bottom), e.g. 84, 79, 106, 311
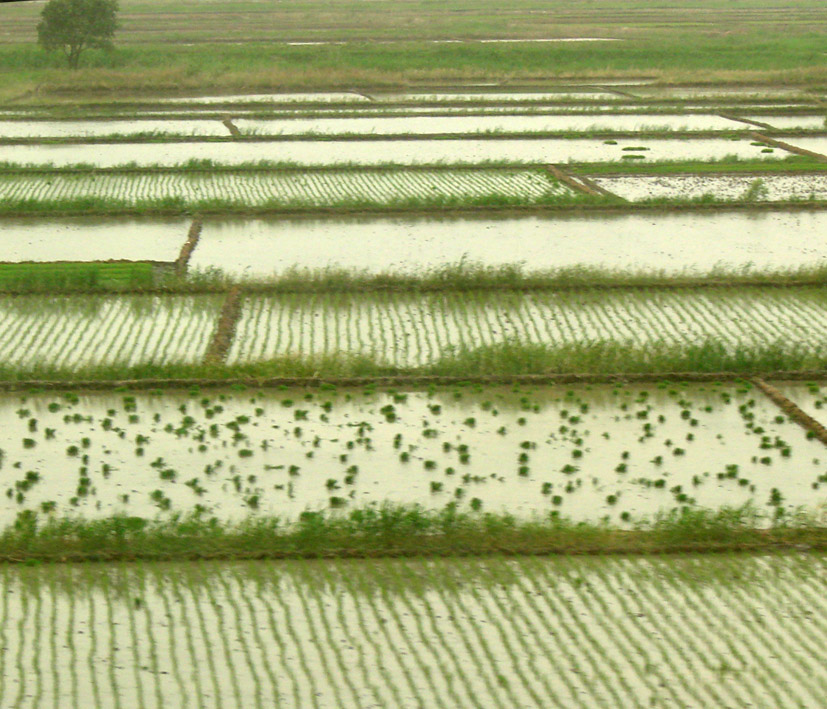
746, 115, 827, 130
191, 211, 827, 277
233, 113, 747, 134
227, 288, 827, 368
777, 135, 827, 156
0, 120, 229, 138
0, 169, 570, 208
0, 383, 825, 523
0, 295, 223, 370
3, 553, 827, 708
0, 136, 787, 167
0, 218, 188, 263
590, 173, 827, 202
67, 104, 819, 119
157, 92, 374, 104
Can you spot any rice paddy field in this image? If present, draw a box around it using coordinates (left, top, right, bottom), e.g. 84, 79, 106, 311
2, 0, 827, 703
3, 381, 827, 524
3, 553, 827, 708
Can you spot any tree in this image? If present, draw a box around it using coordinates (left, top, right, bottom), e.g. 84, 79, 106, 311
37, 0, 118, 70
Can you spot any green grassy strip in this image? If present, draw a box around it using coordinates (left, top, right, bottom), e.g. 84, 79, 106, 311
0, 340, 824, 382
1, 155, 821, 174
0, 192, 611, 217
571, 155, 827, 175
1, 503, 825, 563
0, 159, 542, 173
3, 195, 827, 219
187, 263, 827, 294
0, 262, 157, 290
6, 262, 827, 295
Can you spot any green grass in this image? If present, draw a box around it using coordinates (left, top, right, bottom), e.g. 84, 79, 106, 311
196, 262, 827, 293
0, 191, 609, 217
0, 339, 824, 383
0, 502, 824, 562
2, 32, 827, 98
0, 261, 157, 291
3, 156, 822, 175
571, 155, 827, 176
5, 261, 827, 295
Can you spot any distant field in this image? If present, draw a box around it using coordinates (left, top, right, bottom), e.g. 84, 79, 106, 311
1, 0, 826, 97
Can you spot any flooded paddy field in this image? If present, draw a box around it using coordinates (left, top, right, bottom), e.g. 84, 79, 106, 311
591, 173, 827, 202
3, 553, 826, 708
190, 211, 827, 277
0, 218, 189, 263
157, 89, 624, 106
0, 295, 223, 370
226, 287, 827, 367
0, 136, 784, 167
747, 115, 827, 131
1, 287, 824, 373
30, 103, 816, 122
231, 113, 747, 135
768, 381, 827, 424
776, 135, 827, 156
156, 92, 373, 104
0, 120, 230, 139
0, 168, 571, 209
372, 91, 632, 103
0, 382, 825, 524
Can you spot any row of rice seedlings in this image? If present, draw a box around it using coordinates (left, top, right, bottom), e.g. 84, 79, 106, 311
2, 554, 827, 705
1, 381, 824, 524
226, 287, 827, 367
0, 294, 224, 369
0, 169, 570, 207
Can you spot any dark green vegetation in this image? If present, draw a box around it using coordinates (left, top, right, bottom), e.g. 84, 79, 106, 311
0, 340, 824, 384
2, 503, 825, 562
37, 0, 119, 70
0, 191, 608, 218
0, 260, 155, 290
4, 261, 827, 295
571, 156, 827, 176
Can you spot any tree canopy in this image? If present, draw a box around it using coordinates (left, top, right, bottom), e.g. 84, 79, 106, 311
37, 0, 119, 70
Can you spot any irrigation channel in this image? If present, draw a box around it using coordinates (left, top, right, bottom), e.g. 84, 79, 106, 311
2, 553, 827, 707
